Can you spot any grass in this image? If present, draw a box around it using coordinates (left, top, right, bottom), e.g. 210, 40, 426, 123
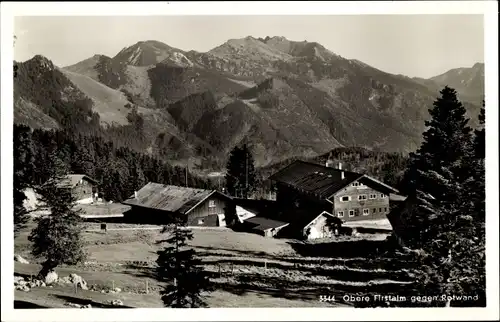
60, 69, 132, 126
14, 220, 416, 308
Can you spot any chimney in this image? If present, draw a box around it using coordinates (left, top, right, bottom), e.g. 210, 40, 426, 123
338, 163, 345, 180
134, 191, 138, 199
338, 162, 342, 170
326, 159, 334, 168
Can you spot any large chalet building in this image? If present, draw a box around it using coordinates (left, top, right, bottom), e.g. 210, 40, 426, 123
269, 160, 403, 222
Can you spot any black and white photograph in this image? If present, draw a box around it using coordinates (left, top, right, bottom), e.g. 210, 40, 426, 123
1, 1, 498, 321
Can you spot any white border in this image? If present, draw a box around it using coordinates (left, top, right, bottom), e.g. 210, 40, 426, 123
1, 1, 498, 322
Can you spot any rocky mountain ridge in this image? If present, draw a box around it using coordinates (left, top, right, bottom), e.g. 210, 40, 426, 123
14, 36, 484, 168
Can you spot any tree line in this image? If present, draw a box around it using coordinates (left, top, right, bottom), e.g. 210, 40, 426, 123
14, 125, 213, 205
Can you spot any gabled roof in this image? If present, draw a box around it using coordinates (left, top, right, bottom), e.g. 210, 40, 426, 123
303, 211, 338, 230
57, 174, 98, 188
122, 182, 230, 215
269, 160, 399, 199
244, 216, 290, 231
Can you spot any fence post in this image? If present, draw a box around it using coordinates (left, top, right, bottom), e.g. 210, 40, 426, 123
112, 280, 115, 291
75, 282, 78, 294
146, 280, 149, 294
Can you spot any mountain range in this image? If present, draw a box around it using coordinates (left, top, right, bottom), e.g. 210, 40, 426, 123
13, 36, 485, 170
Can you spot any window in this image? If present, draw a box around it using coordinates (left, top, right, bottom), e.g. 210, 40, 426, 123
349, 210, 355, 217
352, 182, 360, 187
373, 208, 377, 213
380, 193, 386, 198
363, 209, 370, 216
369, 194, 377, 199
358, 195, 367, 201
341, 196, 350, 202
337, 211, 344, 217
208, 200, 215, 207
379, 208, 382, 212
198, 219, 204, 225
384, 207, 387, 212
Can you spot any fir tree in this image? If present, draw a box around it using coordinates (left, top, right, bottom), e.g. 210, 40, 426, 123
404, 86, 473, 201
473, 100, 485, 159
156, 218, 212, 308
225, 144, 256, 198
223, 200, 239, 227
14, 125, 35, 236
28, 164, 87, 279
400, 87, 485, 306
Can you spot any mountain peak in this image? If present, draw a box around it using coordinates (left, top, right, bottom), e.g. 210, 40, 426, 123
265, 36, 289, 42
208, 36, 292, 61
29, 55, 55, 70
113, 40, 182, 66
472, 62, 484, 69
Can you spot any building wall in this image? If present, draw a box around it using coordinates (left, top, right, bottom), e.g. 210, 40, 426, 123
72, 179, 97, 203
303, 214, 336, 240
186, 195, 228, 227
124, 206, 180, 225
187, 214, 219, 227
332, 180, 390, 222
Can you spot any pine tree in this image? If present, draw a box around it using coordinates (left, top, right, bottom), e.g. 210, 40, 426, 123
14, 125, 35, 236
400, 87, 484, 306
71, 134, 95, 175
404, 86, 473, 201
225, 144, 256, 198
28, 163, 86, 279
473, 101, 485, 159
156, 219, 212, 308
223, 200, 239, 227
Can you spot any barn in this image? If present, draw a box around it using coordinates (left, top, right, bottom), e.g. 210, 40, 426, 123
56, 174, 99, 204
122, 182, 232, 227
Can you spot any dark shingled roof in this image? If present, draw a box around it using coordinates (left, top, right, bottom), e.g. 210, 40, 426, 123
269, 160, 400, 199
269, 160, 363, 199
244, 216, 290, 231
122, 182, 227, 214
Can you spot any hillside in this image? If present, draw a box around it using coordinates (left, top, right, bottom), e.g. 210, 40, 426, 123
15, 36, 485, 169
429, 63, 485, 103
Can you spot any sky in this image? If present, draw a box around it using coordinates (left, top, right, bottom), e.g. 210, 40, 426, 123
14, 15, 484, 79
